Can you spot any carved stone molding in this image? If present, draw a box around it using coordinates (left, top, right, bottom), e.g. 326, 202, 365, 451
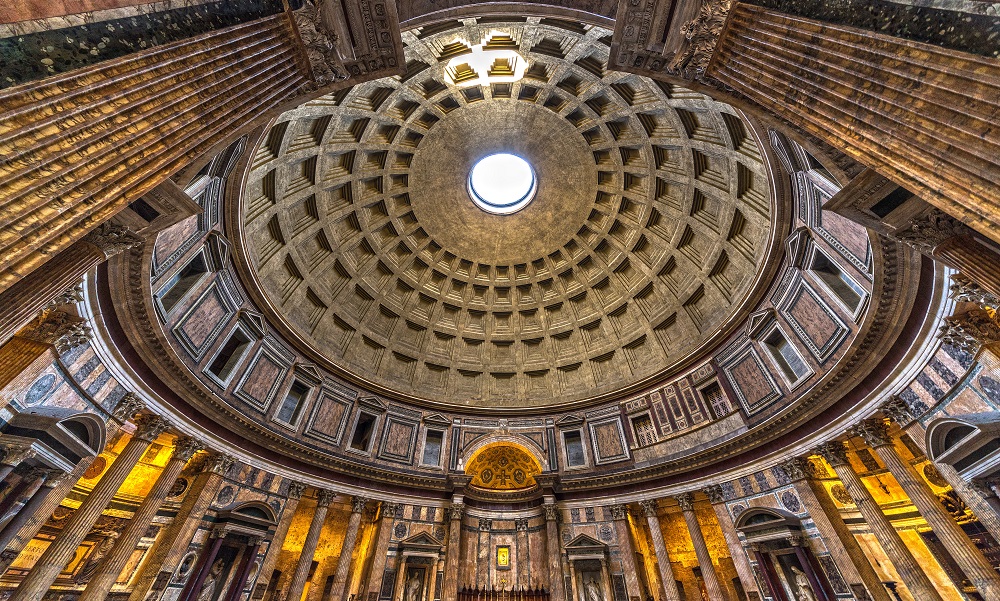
814, 441, 849, 467
675, 492, 695, 512
287, 481, 307, 500
82, 222, 144, 260
893, 209, 972, 256
132, 414, 171, 443
939, 308, 1000, 351
17, 309, 91, 353
950, 273, 999, 310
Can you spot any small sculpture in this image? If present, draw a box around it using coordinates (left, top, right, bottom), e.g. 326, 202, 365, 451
404, 572, 422, 601
197, 559, 225, 601
791, 566, 818, 601
585, 578, 603, 601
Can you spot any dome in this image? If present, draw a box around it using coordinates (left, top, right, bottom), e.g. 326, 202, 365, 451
236, 20, 779, 409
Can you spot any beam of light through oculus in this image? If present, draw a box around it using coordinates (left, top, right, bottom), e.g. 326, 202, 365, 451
468, 153, 537, 214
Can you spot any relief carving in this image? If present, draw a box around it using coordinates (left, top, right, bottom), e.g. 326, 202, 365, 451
293, 0, 350, 85
611, 0, 733, 81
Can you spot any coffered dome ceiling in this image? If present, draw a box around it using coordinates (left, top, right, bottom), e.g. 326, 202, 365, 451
236, 18, 779, 409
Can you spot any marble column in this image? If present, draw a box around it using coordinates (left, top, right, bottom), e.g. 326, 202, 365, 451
223, 536, 263, 601
11, 413, 169, 601
0, 463, 81, 573
675, 493, 727, 601
853, 418, 1000, 598
285, 489, 334, 601
181, 527, 227, 601
364, 501, 399, 599
255, 482, 306, 601
749, 545, 788, 601
515, 518, 529, 589
80, 436, 203, 601
638, 499, 682, 601
815, 441, 944, 601
610, 504, 643, 601
443, 502, 464, 601
0, 441, 37, 482
544, 503, 565, 601
0, 467, 49, 529
700, 488, 759, 601
330, 495, 369, 601
778, 457, 890, 601
477, 517, 492, 586
0, 225, 142, 347
128, 452, 236, 601
881, 395, 1000, 545
790, 535, 834, 601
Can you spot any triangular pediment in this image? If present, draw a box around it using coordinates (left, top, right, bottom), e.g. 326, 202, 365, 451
400, 532, 443, 548
746, 308, 776, 339
423, 412, 451, 426
565, 533, 604, 548
556, 414, 585, 427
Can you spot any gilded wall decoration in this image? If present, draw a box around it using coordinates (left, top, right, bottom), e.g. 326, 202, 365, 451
465, 444, 541, 491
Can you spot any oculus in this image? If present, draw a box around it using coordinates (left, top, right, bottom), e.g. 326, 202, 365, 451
468, 153, 537, 214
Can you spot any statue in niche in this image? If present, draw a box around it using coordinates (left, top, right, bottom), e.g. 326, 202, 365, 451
197, 559, 225, 601
75, 531, 119, 583
404, 571, 423, 601
585, 578, 603, 601
790, 566, 818, 601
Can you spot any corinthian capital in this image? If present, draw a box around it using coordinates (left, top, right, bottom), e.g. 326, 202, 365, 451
83, 222, 144, 259
849, 418, 893, 448
316, 489, 336, 507
351, 495, 370, 513
881, 395, 918, 424
639, 499, 660, 517
702, 485, 727, 504
132, 414, 170, 442
778, 457, 812, 482
112, 392, 145, 421
950, 274, 999, 310
814, 441, 850, 467
675, 492, 695, 512
894, 209, 972, 255
18, 309, 90, 353
287, 481, 307, 500
939, 308, 1000, 352
171, 436, 204, 462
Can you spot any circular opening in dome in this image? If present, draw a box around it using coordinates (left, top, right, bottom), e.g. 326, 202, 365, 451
468, 153, 537, 215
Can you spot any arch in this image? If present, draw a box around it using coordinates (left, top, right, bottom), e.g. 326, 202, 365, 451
57, 413, 107, 454
734, 506, 801, 531
460, 432, 549, 472
926, 413, 1000, 462
230, 501, 277, 524
464, 441, 543, 491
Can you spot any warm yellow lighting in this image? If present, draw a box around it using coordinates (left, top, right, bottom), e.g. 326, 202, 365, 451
444, 32, 528, 88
